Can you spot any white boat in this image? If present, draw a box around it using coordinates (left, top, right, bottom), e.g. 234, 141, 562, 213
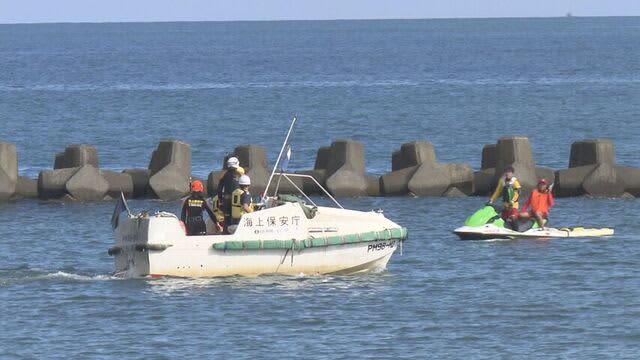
108, 117, 407, 278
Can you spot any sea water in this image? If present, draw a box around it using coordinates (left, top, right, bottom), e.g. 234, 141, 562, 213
1, 18, 639, 359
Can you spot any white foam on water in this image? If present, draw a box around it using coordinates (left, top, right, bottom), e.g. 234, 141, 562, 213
476, 238, 514, 243
0, 80, 420, 92
2, 76, 638, 93
431, 76, 640, 86
0, 267, 118, 285
41, 271, 115, 281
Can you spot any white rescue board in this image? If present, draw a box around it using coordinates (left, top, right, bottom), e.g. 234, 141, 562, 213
454, 224, 614, 240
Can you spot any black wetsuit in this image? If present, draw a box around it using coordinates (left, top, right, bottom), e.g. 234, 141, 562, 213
180, 193, 217, 236
217, 169, 239, 228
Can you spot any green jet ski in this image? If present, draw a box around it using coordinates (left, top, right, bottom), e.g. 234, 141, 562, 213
453, 205, 614, 240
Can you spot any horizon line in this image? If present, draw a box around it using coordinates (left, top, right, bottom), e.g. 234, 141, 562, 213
1, 14, 638, 26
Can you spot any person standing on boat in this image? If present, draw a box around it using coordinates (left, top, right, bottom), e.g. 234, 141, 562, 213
231, 175, 254, 225
209, 195, 226, 225
488, 166, 521, 220
520, 178, 555, 230
217, 156, 242, 231
181, 180, 219, 236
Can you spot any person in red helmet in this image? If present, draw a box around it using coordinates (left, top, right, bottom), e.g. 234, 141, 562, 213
520, 178, 555, 230
180, 180, 219, 236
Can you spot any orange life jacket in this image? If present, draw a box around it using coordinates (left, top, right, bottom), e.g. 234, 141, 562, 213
524, 189, 554, 214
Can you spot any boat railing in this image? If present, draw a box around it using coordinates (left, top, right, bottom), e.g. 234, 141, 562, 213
269, 172, 344, 209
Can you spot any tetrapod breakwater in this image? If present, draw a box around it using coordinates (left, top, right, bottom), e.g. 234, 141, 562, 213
1, 137, 638, 202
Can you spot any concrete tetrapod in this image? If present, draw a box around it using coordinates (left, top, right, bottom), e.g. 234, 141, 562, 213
148, 140, 191, 200
554, 165, 596, 197
381, 166, 419, 195
391, 141, 437, 171
65, 165, 109, 201
15, 137, 640, 201
617, 167, 640, 197
324, 139, 368, 197
16, 177, 38, 199
381, 141, 436, 196
554, 139, 633, 198
408, 163, 451, 196
54, 144, 99, 169
382, 141, 473, 197
207, 170, 225, 198
481, 144, 497, 170
366, 175, 382, 197
314, 146, 332, 177
149, 163, 190, 200
38, 167, 80, 200
101, 170, 134, 198
298, 147, 332, 195
0, 141, 18, 200
447, 163, 474, 196
473, 169, 495, 196
443, 187, 468, 197
122, 169, 150, 199
268, 173, 306, 196
473, 143, 499, 195
582, 163, 625, 197
569, 140, 615, 168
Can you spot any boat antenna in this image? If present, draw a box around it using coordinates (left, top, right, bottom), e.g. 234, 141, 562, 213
263, 115, 297, 201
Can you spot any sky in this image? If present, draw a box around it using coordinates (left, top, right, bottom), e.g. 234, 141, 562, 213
1, 0, 639, 24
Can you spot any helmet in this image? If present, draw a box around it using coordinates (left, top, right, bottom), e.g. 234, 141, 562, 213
538, 178, 548, 185
227, 157, 239, 168
191, 180, 204, 192
236, 166, 245, 176
239, 175, 251, 186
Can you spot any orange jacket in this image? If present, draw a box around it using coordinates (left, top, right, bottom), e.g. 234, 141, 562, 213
523, 189, 554, 214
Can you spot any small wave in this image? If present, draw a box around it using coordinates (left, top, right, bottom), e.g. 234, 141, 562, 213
431, 77, 640, 86
42, 271, 114, 281
472, 238, 514, 243
0, 266, 116, 285
0, 80, 419, 92
142, 270, 391, 295
2, 77, 637, 91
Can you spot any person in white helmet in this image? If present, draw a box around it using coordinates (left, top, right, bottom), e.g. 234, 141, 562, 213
217, 156, 242, 232
231, 175, 254, 225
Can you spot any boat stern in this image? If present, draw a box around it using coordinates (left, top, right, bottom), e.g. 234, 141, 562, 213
109, 213, 185, 278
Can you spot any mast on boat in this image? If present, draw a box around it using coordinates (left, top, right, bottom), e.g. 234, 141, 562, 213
263, 115, 297, 202
262, 116, 343, 209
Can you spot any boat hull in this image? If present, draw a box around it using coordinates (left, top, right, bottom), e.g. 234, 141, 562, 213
142, 241, 397, 278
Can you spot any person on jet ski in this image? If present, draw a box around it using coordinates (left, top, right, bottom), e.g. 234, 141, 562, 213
520, 178, 555, 230
488, 166, 521, 221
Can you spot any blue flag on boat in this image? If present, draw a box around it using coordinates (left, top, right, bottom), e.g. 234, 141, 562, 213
111, 192, 131, 230
280, 145, 292, 171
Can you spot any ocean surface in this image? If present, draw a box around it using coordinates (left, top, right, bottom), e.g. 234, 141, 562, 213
1, 17, 639, 358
